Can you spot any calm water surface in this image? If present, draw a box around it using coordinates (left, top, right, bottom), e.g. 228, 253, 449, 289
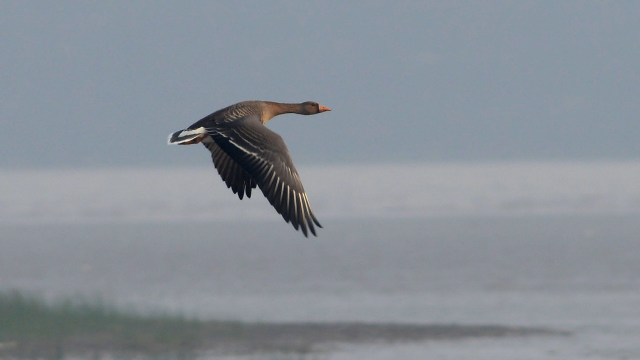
1, 216, 639, 359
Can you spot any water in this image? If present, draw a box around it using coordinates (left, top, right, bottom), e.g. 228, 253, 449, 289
1, 216, 639, 359
3, 162, 640, 224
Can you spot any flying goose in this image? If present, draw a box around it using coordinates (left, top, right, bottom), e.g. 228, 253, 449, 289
168, 100, 330, 237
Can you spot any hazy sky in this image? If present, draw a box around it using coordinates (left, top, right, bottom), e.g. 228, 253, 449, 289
2, 1, 639, 169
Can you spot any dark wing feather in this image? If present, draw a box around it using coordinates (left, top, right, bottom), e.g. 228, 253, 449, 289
205, 115, 322, 237
202, 136, 256, 200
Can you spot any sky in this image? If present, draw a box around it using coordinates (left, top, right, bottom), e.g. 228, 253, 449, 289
1, 1, 639, 169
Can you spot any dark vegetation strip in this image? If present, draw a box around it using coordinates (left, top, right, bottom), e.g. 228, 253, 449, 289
0, 291, 569, 359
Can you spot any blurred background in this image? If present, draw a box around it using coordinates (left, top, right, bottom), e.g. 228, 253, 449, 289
2, 1, 640, 168
1, 1, 640, 359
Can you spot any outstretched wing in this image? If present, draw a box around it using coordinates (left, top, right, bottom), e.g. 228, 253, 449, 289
202, 136, 257, 200
205, 115, 322, 237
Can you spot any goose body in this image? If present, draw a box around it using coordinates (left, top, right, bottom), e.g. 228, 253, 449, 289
168, 100, 331, 237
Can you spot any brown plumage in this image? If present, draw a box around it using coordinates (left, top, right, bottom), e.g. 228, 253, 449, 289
168, 100, 331, 237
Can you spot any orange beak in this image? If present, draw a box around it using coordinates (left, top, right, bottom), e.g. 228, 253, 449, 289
318, 104, 331, 112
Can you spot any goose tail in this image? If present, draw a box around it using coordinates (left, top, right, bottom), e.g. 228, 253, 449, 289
167, 127, 208, 145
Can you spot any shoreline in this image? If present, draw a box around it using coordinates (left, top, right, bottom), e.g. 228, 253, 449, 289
206, 322, 569, 354
0, 291, 568, 358
1, 320, 569, 358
